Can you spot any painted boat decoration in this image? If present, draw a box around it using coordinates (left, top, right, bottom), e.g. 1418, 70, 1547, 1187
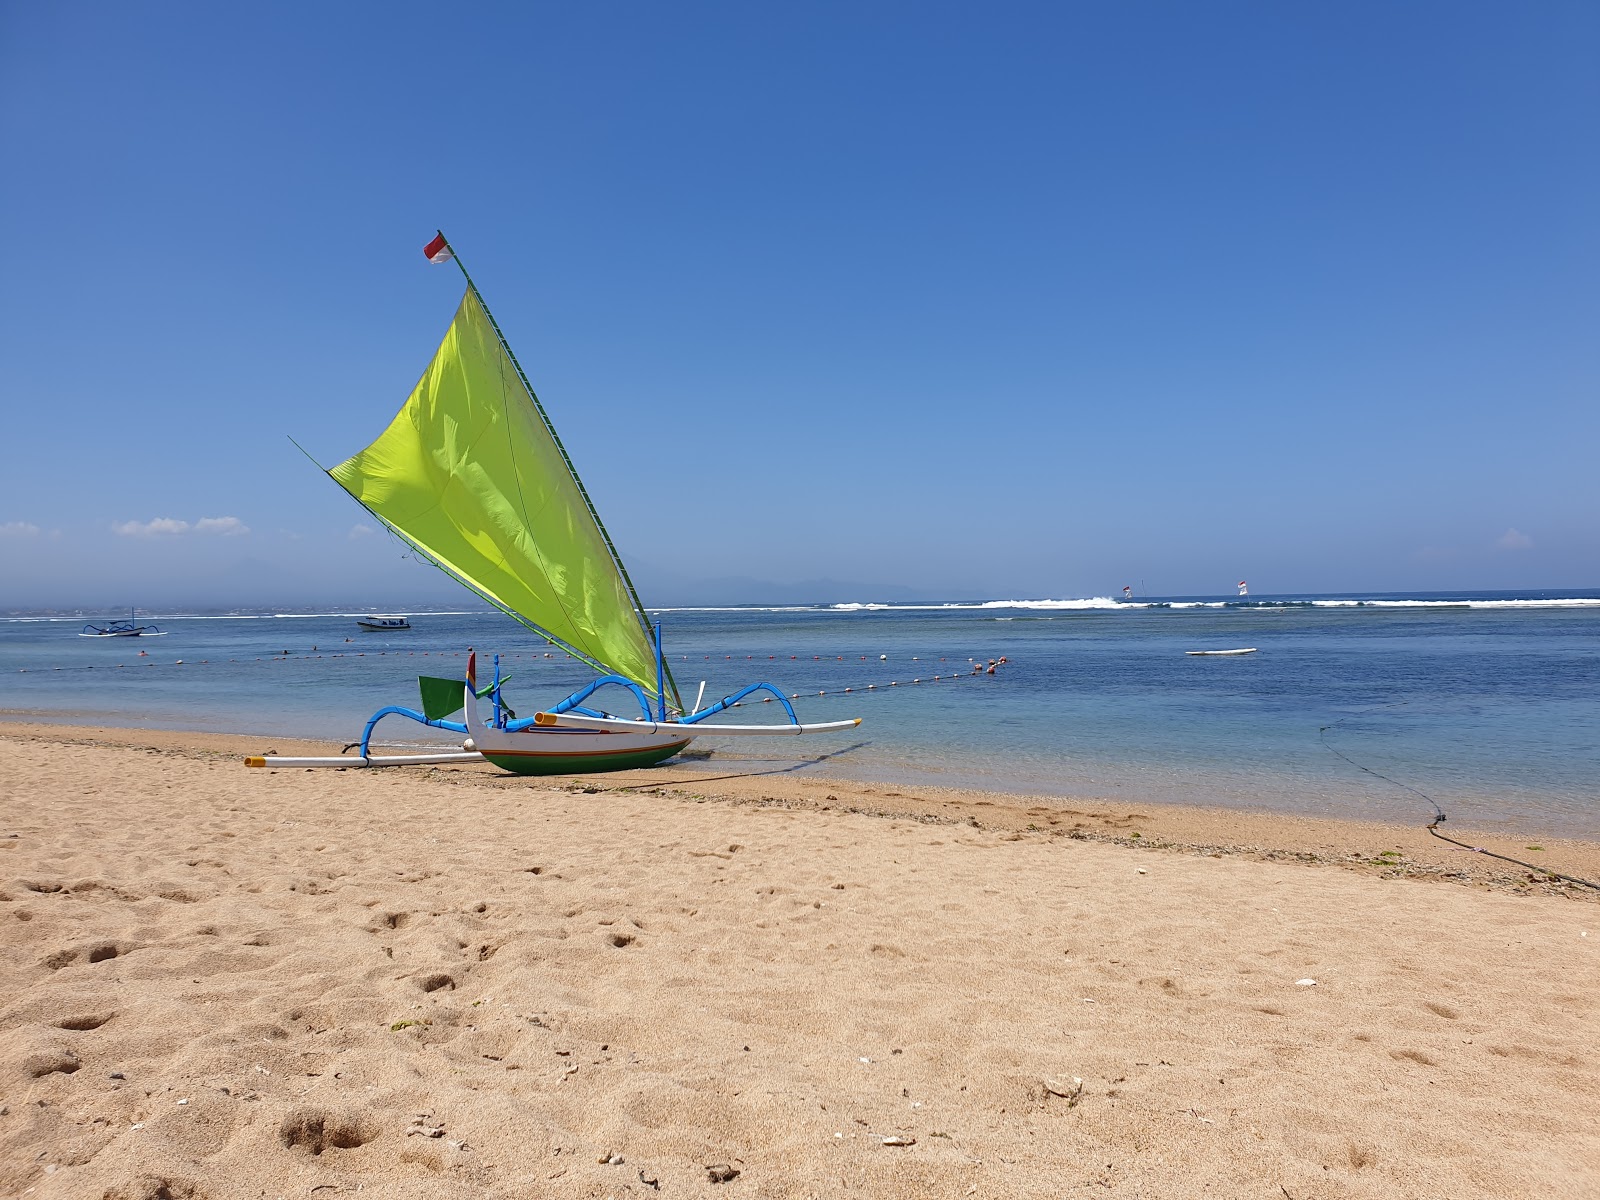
81, 608, 166, 638
255, 232, 859, 775
356, 616, 412, 631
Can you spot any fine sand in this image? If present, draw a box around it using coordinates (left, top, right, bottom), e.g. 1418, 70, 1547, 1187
2, 723, 1597, 1199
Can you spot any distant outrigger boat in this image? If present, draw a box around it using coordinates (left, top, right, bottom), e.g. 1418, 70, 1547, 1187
81, 608, 165, 638
253, 233, 858, 775
356, 615, 412, 631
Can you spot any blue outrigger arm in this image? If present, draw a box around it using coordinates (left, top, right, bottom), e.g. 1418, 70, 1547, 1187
352, 708, 466, 757
680, 682, 800, 725
515, 672, 655, 726
349, 621, 823, 759
488, 626, 670, 732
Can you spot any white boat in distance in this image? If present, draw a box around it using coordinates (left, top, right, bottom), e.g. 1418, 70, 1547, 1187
357, 616, 412, 631
81, 608, 166, 637
1186, 648, 1258, 656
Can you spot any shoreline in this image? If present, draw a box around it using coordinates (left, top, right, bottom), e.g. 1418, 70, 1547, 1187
6, 720, 1597, 901
4, 721, 1598, 1197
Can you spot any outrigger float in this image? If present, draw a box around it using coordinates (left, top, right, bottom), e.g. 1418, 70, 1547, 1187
249, 233, 858, 774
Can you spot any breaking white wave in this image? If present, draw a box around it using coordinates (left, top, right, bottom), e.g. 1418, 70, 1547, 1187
656, 595, 1600, 614
1304, 598, 1600, 610
824, 596, 1600, 613
829, 596, 1130, 612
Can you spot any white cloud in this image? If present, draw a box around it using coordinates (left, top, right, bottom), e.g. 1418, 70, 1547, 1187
0, 521, 40, 538
1495, 528, 1533, 551
349, 523, 376, 539
114, 517, 190, 537
112, 515, 250, 538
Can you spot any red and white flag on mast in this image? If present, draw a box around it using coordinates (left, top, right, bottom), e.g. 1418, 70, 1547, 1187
423, 233, 453, 264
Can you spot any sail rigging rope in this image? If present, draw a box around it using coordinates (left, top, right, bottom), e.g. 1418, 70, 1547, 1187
445, 260, 676, 708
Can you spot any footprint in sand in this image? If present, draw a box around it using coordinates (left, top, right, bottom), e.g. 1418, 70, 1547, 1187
23, 1047, 81, 1077
41, 941, 131, 970
277, 1108, 379, 1155
103, 1174, 206, 1200
1390, 1048, 1437, 1066
54, 1012, 114, 1031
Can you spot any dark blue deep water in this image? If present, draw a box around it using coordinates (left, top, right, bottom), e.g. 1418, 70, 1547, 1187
4, 591, 1597, 837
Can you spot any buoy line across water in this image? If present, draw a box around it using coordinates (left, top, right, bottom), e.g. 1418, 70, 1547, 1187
14, 649, 1011, 688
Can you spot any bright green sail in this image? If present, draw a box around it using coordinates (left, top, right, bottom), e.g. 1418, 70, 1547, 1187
329, 287, 675, 708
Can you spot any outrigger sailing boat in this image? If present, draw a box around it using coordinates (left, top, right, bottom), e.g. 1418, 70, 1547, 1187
81, 608, 165, 637
250, 233, 858, 775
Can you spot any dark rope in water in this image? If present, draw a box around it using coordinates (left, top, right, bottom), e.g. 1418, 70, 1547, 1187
1319, 704, 1599, 892
1318, 702, 1443, 821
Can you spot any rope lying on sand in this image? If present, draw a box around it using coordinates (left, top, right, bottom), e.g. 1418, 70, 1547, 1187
1320, 705, 1599, 892
1423, 817, 1600, 891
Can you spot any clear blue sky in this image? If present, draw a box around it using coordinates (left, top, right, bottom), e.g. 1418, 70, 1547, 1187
2, 1, 1595, 608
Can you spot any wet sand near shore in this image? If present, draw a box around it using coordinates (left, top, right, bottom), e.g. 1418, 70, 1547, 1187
3, 722, 1597, 1198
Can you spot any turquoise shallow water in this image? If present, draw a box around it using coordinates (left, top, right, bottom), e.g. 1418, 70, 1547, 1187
4, 590, 1598, 838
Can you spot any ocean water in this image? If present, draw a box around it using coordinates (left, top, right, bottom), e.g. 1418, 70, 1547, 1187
4, 591, 1598, 838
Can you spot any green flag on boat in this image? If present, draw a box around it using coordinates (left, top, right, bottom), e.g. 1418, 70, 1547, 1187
329, 288, 675, 708
418, 674, 511, 723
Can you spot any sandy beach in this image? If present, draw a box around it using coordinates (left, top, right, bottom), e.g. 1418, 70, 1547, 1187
3, 722, 1597, 1199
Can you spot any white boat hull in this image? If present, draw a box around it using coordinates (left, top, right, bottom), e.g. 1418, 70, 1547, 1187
465, 656, 692, 775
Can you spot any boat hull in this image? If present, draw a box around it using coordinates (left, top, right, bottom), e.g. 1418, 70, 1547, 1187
464, 654, 692, 775
474, 728, 692, 775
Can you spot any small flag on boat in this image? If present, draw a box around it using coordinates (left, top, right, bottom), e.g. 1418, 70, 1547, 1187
423, 233, 453, 264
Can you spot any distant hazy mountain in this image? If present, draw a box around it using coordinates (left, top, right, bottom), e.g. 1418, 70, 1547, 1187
630, 568, 940, 608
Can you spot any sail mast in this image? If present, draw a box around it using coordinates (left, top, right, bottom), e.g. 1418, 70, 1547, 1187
431, 232, 680, 710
